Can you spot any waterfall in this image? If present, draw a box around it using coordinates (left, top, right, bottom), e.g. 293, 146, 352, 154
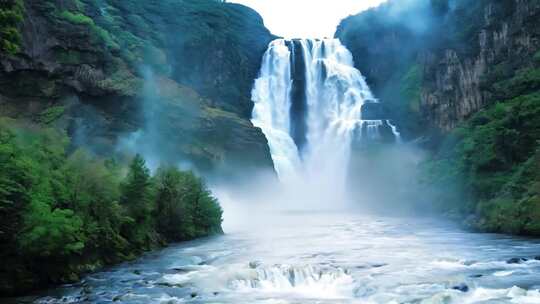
251, 40, 302, 180
252, 38, 400, 192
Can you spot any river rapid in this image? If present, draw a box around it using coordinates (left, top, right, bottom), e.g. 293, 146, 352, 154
18, 210, 540, 304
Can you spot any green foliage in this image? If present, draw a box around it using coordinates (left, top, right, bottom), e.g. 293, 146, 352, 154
59, 10, 94, 26
120, 154, 156, 248
58, 9, 119, 50
0, 0, 24, 54
37, 105, 65, 124
19, 200, 86, 257
154, 167, 223, 241
423, 92, 540, 234
0, 121, 34, 252
0, 122, 222, 294
534, 51, 540, 64
400, 64, 423, 113
493, 68, 540, 99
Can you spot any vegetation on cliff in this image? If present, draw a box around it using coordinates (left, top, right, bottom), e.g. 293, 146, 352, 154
0, 120, 223, 296
422, 84, 540, 235
0, 0, 274, 177
338, 0, 540, 235
0, 0, 24, 54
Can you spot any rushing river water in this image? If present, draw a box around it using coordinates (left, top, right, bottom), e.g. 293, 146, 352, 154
17, 211, 540, 304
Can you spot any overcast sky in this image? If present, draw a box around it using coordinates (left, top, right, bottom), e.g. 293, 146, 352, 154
229, 0, 388, 38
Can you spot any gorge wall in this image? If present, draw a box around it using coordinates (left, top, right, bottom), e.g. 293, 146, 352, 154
0, 0, 275, 177
337, 0, 540, 134
337, 0, 540, 235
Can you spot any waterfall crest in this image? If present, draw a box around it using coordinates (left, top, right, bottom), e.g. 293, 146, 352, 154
252, 38, 399, 197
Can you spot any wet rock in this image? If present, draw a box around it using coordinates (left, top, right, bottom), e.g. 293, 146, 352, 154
463, 260, 477, 266
361, 102, 388, 120
133, 270, 141, 275
156, 282, 184, 288
371, 263, 388, 268
355, 265, 369, 269
469, 274, 483, 278
249, 261, 261, 269
507, 257, 528, 264
452, 283, 469, 292
190, 292, 198, 298
133, 280, 147, 288
172, 267, 189, 273
81, 286, 92, 295
112, 295, 122, 301
534, 256, 540, 261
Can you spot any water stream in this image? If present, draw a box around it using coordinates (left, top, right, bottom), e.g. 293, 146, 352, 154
23, 212, 540, 303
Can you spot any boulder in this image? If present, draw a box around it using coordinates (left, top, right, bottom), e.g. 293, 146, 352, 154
452, 283, 469, 292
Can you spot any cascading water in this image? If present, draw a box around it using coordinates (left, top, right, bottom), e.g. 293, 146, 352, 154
229, 263, 354, 298
252, 38, 400, 192
251, 40, 302, 180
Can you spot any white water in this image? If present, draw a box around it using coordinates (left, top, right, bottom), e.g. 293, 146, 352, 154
251, 40, 301, 180
30, 213, 540, 304
252, 39, 400, 195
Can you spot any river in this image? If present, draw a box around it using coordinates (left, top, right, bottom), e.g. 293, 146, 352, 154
20, 211, 540, 304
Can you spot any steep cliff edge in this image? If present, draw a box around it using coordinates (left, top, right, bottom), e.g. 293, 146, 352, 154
337, 0, 540, 133
0, 0, 275, 177
337, 0, 540, 235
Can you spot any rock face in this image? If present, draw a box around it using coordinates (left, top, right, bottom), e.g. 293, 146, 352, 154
420, 0, 540, 131
336, 0, 540, 133
337, 0, 540, 236
0, 0, 275, 176
361, 103, 388, 121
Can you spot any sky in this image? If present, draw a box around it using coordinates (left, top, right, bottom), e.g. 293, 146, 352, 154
229, 0, 388, 38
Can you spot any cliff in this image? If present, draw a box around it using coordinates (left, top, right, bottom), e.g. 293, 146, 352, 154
337, 0, 540, 235
0, 0, 275, 177
337, 0, 540, 133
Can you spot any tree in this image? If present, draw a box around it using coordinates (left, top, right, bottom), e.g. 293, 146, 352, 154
120, 154, 155, 247
18, 199, 86, 258
121, 154, 152, 218
180, 171, 223, 238
154, 167, 195, 241
154, 167, 223, 241
0, 125, 34, 256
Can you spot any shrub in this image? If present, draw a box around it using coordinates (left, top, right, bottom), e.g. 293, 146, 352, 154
0, 0, 25, 54
59, 10, 94, 26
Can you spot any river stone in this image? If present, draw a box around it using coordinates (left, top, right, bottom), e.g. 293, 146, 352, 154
451, 283, 469, 292
507, 257, 528, 264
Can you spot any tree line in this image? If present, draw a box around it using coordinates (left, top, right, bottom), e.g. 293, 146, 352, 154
0, 119, 223, 295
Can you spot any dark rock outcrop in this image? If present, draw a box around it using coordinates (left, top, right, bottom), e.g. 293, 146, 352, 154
452, 283, 469, 293
287, 39, 309, 151
420, 0, 540, 131
361, 102, 388, 120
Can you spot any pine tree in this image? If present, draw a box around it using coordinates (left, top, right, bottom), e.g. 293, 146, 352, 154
120, 154, 154, 247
